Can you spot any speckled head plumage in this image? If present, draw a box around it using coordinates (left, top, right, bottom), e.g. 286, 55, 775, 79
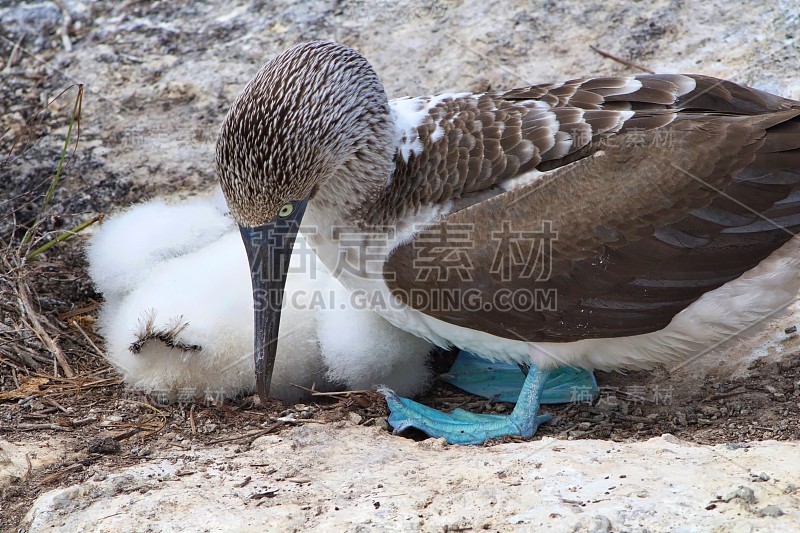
216, 40, 394, 228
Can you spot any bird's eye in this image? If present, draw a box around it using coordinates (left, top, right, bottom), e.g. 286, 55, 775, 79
278, 202, 295, 218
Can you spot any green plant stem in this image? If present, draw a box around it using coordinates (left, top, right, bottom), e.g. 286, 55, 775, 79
26, 213, 103, 260
22, 84, 83, 246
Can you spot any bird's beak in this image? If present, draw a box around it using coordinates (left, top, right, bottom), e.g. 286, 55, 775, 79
239, 198, 309, 403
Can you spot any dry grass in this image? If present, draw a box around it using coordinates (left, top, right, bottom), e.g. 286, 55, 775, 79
1, 83, 108, 387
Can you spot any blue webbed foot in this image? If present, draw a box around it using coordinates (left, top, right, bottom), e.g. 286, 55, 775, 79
441, 351, 598, 404
382, 367, 553, 445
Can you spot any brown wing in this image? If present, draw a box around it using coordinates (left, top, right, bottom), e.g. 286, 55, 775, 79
381, 75, 800, 342
370, 75, 798, 223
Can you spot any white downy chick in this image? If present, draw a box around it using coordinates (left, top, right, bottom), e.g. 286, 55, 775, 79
317, 279, 435, 397
88, 194, 436, 403
98, 231, 332, 403
86, 197, 231, 299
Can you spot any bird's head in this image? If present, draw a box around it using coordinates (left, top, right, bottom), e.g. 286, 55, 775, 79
216, 41, 393, 401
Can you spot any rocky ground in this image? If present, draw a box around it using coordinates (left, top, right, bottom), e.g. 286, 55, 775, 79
2, 0, 800, 530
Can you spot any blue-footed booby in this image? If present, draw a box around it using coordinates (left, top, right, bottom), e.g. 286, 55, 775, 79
217, 40, 800, 444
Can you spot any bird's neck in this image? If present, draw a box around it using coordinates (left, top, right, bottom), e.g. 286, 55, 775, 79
302, 140, 404, 284
311, 162, 386, 221
302, 113, 436, 282
308, 108, 400, 226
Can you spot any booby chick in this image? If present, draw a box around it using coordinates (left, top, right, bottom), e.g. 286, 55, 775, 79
217, 40, 800, 444
86, 194, 436, 403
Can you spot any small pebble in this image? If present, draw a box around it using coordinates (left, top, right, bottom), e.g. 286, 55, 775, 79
571, 514, 612, 533
136, 446, 153, 457
88, 437, 121, 455
661, 434, 681, 444
418, 437, 448, 450
758, 505, 784, 517
371, 418, 391, 431
721, 486, 756, 504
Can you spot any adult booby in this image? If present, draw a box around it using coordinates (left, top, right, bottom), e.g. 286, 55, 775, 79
217, 41, 800, 444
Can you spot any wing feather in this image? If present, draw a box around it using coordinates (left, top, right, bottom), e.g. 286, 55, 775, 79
382, 99, 800, 341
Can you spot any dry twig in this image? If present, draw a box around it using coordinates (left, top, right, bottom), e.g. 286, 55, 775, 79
290, 383, 376, 397
16, 269, 74, 377
589, 45, 655, 74
189, 404, 197, 435
206, 421, 286, 445
40, 463, 83, 485
70, 319, 105, 360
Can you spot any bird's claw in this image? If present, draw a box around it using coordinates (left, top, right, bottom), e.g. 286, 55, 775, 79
381, 388, 552, 445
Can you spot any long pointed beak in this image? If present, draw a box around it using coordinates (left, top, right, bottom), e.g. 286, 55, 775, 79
239, 199, 308, 402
